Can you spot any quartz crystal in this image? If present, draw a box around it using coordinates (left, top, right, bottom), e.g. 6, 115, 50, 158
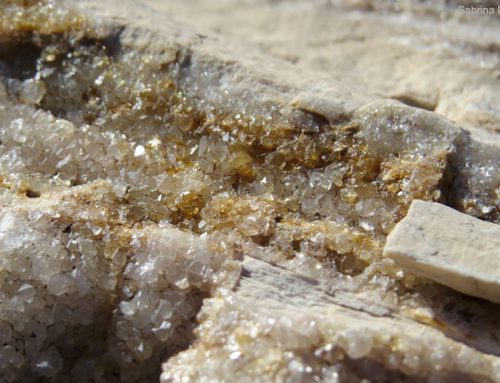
0, 0, 499, 382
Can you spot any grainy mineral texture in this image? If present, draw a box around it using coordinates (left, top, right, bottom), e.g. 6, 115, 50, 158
0, 0, 499, 382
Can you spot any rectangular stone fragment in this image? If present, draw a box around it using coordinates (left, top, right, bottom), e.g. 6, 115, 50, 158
384, 200, 500, 303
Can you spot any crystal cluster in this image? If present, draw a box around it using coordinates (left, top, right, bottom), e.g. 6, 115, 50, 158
163, 258, 500, 383
0, 181, 237, 381
0, 0, 499, 382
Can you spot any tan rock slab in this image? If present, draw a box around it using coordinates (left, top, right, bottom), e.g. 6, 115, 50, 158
384, 200, 500, 303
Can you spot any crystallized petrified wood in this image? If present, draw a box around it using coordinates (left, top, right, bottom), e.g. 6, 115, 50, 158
0, 0, 500, 382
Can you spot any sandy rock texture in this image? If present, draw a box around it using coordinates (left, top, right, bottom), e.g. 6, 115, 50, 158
385, 200, 500, 304
0, 0, 499, 382
139, 0, 500, 138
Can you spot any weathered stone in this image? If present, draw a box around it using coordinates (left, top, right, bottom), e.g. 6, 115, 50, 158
162, 257, 500, 382
384, 200, 500, 303
0, 0, 499, 382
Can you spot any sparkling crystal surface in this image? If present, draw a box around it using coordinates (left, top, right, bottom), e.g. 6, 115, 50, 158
0, 0, 500, 382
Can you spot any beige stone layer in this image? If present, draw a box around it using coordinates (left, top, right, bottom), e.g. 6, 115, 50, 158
384, 200, 500, 303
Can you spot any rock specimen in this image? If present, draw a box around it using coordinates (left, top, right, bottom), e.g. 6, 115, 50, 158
384, 200, 500, 304
0, 0, 499, 382
164, 257, 500, 382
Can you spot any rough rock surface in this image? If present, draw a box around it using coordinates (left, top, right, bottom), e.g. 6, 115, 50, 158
139, 0, 500, 138
164, 257, 500, 382
384, 200, 500, 304
0, 0, 499, 382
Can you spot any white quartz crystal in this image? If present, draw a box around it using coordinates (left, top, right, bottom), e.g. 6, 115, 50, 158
18, 79, 46, 105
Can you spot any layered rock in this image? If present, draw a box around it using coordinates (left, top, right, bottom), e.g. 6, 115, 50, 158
0, 0, 499, 382
384, 200, 500, 304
